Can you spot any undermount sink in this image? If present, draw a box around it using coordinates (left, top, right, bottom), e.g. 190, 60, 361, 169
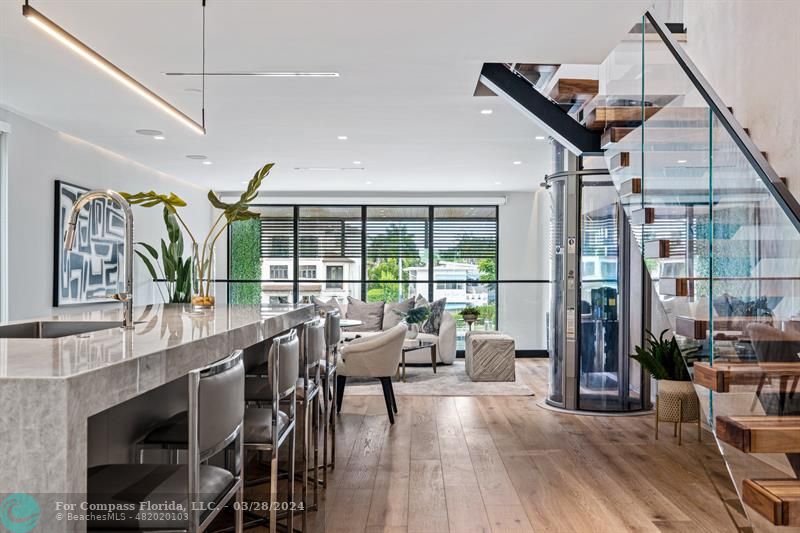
0, 321, 127, 339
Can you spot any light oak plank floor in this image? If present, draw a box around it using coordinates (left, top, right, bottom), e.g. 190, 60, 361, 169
274, 360, 756, 532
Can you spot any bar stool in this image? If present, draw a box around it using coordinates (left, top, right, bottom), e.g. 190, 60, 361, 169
243, 329, 299, 533
87, 350, 245, 532
298, 319, 325, 529
137, 332, 299, 533
320, 310, 341, 485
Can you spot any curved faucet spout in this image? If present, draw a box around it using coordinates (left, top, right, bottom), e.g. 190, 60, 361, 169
63, 189, 135, 328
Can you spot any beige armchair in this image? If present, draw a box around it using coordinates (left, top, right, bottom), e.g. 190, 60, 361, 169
335, 323, 407, 424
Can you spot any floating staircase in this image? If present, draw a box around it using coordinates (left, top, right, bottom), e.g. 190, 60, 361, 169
481, 11, 800, 528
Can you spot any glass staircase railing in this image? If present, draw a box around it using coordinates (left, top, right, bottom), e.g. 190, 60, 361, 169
599, 12, 800, 530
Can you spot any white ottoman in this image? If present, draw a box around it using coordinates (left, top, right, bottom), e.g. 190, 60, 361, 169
465, 331, 516, 382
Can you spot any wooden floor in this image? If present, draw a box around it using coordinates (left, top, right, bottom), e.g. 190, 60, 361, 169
251, 360, 756, 532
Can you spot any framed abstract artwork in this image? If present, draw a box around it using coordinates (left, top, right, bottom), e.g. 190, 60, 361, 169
53, 180, 126, 306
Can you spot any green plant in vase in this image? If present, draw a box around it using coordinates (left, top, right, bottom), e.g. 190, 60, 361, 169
123, 162, 273, 309
134, 207, 192, 303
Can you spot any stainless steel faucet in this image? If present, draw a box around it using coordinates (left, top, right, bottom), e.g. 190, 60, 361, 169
63, 190, 135, 328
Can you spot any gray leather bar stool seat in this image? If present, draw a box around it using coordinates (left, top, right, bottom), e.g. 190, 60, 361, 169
88, 350, 246, 532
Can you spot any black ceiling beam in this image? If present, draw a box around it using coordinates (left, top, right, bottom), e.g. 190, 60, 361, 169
479, 63, 602, 156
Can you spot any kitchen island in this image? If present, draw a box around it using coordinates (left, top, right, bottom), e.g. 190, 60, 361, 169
0, 303, 314, 532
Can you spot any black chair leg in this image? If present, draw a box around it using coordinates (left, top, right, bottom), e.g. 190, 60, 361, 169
336, 375, 347, 413
388, 379, 398, 413
379, 377, 395, 424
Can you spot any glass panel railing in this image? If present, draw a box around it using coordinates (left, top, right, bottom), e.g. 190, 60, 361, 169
614, 10, 800, 530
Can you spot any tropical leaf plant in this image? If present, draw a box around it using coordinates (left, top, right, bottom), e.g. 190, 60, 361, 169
630, 329, 691, 381
124, 162, 273, 303
133, 207, 192, 303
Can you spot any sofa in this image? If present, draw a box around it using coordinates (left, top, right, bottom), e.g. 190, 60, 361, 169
313, 295, 457, 365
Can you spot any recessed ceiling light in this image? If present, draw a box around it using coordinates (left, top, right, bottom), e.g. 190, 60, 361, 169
136, 129, 163, 136
153, 135, 165, 141
535, 135, 546, 140
677, 159, 688, 163
353, 160, 362, 165
512, 161, 522, 165
494, 181, 502, 185
337, 135, 348, 140
186, 154, 207, 160
365, 180, 373, 185
480, 109, 493, 115
201, 161, 213, 166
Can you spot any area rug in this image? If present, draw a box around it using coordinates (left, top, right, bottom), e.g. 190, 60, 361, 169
343, 360, 535, 396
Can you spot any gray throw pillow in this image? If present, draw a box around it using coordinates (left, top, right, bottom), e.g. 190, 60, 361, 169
422, 297, 447, 334
312, 296, 341, 316
383, 297, 415, 330
345, 297, 384, 331
415, 294, 428, 308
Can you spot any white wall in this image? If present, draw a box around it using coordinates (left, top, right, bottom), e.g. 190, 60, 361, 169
498, 191, 550, 351
0, 107, 212, 320
684, 0, 800, 195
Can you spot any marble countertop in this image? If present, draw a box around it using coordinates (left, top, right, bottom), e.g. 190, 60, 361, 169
0, 303, 314, 380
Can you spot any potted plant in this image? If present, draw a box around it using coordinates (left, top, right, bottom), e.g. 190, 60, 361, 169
123, 162, 273, 309
396, 305, 430, 339
631, 328, 693, 393
460, 306, 481, 322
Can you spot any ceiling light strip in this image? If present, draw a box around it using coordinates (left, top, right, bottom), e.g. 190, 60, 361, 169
163, 72, 340, 77
22, 4, 205, 135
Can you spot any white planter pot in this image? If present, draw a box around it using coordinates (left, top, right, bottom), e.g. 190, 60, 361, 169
406, 323, 419, 339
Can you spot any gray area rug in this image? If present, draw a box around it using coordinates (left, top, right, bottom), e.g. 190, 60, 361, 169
343, 360, 535, 396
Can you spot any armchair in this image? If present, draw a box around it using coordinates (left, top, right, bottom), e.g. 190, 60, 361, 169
335, 324, 407, 424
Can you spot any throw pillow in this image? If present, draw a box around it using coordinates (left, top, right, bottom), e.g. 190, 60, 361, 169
414, 294, 428, 308
382, 297, 415, 330
422, 297, 447, 334
345, 297, 385, 331
312, 296, 341, 316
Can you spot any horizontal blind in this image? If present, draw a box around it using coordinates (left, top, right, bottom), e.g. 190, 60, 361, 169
582, 214, 618, 257
366, 219, 428, 258
260, 217, 294, 258
433, 218, 497, 261
298, 218, 362, 258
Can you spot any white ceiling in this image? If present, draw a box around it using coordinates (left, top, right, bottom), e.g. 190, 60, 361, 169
0, 0, 650, 193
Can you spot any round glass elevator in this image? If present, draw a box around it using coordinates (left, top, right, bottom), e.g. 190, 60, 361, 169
545, 170, 650, 413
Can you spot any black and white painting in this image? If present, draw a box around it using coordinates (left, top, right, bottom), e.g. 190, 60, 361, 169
54, 180, 126, 306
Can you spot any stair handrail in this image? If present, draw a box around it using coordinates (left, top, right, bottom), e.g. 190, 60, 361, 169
644, 10, 800, 234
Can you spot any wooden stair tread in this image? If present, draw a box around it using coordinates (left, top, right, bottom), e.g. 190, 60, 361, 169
716, 415, 800, 453
743, 479, 800, 526
694, 362, 800, 392
548, 78, 598, 107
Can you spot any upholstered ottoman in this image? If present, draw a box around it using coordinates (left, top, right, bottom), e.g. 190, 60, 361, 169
465, 331, 516, 382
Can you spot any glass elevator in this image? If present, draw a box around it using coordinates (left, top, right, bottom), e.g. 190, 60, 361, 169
545, 169, 650, 412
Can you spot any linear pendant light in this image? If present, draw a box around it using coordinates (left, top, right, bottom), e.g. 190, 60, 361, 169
22, 2, 206, 135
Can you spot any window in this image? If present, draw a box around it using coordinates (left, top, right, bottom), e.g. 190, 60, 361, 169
326, 265, 344, 289
269, 296, 288, 304
270, 265, 289, 279
300, 265, 317, 279
366, 206, 428, 302
433, 207, 498, 342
